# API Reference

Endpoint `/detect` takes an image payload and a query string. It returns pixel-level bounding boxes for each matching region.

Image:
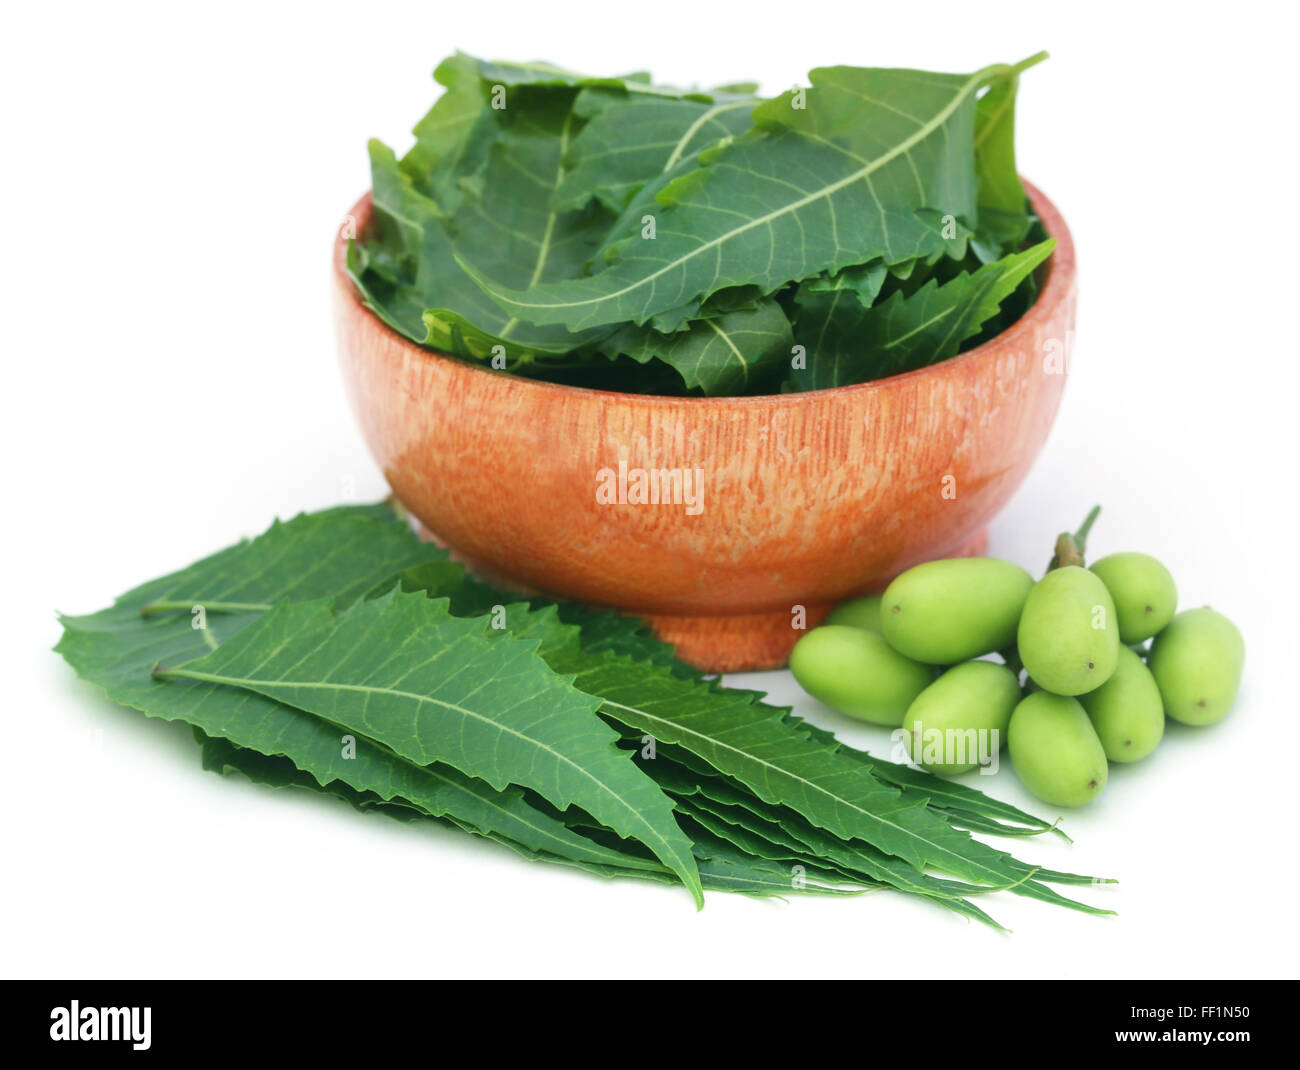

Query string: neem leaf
[539,827,869,897]
[656,765,1006,926]
[364,60,764,367]
[461,57,1046,333]
[346,236,429,342]
[379,505,1107,902]
[565,652,1107,912]
[799,260,889,303]
[199,725,866,896]
[445,88,610,286]
[674,793,1002,928]
[469,57,718,100]
[679,773,1006,900]
[366,140,442,263]
[379,510,1110,912]
[785,268,887,390]
[382,541,701,679]
[972,72,1032,257]
[778,710,1072,842]
[600,298,793,395]
[553,88,756,214]
[401,52,492,205]
[415,598,1111,915]
[156,591,704,905]
[55,510,655,873]
[57,502,1112,914]
[785,237,1056,391]
[196,727,661,868]
[346,141,445,343]
[547,602,700,679]
[823,736,1056,832]
[122,503,436,623]
[348,53,1051,397]
[79,663,630,870]
[195,729,422,822]
[688,846,868,897]
[356,133,609,361]
[398,54,698,211]
[421,86,619,363]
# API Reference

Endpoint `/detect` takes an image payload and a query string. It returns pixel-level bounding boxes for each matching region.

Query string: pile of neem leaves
[56,502,1113,925]
[347,53,1056,397]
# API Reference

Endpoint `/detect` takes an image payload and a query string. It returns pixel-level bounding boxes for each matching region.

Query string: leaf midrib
[701,317,747,385]
[499,111,574,340]
[662,98,753,171]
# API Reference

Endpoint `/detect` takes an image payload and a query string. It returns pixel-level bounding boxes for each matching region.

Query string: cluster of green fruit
[789,509,1245,808]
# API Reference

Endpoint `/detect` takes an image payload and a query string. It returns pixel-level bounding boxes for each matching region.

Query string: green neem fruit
[1018,566,1120,695]
[880,557,1035,664]
[1089,552,1178,643]
[1008,692,1109,807]
[789,625,933,726]
[825,594,883,632]
[1148,607,1245,726]
[902,661,1021,776]
[1078,645,1164,762]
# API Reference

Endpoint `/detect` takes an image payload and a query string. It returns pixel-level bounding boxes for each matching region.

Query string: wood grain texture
[333,182,1076,670]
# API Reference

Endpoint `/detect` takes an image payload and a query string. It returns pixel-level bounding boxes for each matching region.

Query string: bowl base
[411,516,989,674]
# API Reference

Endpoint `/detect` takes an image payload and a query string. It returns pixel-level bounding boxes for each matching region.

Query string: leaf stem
[1009,51,1050,77]
[978,52,1050,94]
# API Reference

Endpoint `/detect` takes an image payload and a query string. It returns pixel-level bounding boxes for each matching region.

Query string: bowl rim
[334,178,1074,408]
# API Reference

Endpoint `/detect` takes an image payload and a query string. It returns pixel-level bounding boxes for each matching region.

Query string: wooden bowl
[333,182,1076,671]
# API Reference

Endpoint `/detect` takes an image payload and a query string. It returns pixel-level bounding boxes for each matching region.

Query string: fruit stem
[1073,505,1102,552]
[1046,504,1102,572]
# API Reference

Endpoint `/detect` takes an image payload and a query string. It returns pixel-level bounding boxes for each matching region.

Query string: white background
[4,1,1297,979]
